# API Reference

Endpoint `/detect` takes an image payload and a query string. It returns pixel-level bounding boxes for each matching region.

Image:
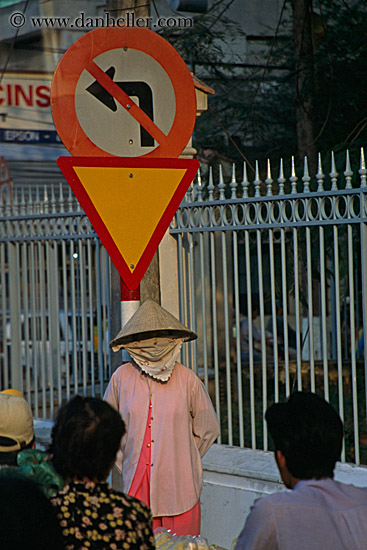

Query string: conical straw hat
[110,299,197,349]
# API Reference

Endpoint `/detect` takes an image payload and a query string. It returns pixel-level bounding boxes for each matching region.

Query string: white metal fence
[2,149,367,465]
[0,184,111,419]
[171,149,367,465]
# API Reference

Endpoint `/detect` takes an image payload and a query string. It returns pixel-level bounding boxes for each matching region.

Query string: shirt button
[151,439,155,443]
[151,416,154,420]
[151,463,154,467]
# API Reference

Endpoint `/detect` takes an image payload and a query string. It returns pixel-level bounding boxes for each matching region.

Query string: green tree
[165,0,367,169]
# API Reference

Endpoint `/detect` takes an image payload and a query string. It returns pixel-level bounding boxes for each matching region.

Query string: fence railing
[171,149,367,465]
[2,150,367,465]
[0,183,111,419]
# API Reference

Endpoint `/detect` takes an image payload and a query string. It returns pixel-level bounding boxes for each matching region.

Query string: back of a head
[0,391,34,466]
[0,476,64,550]
[265,391,343,479]
[50,395,125,481]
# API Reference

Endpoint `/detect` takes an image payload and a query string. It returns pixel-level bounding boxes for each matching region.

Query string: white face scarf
[124,337,185,381]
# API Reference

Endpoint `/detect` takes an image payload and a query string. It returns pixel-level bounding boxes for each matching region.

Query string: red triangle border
[57,156,199,290]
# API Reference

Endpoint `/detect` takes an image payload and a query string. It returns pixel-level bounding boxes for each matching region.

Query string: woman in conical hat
[104,299,220,536]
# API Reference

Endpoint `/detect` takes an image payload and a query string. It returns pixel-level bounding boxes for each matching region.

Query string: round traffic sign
[51,27,197,158]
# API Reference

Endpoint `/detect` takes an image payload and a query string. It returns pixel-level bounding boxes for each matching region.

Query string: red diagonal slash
[87,60,169,147]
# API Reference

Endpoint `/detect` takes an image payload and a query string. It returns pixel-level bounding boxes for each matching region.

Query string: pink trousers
[128,402,201,536]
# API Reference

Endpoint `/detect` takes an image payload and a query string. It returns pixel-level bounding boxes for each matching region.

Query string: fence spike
[12,183,18,215]
[230,163,237,199]
[187,175,194,203]
[316,152,325,192]
[197,168,203,202]
[51,184,56,213]
[208,166,214,201]
[265,159,273,197]
[8,186,13,216]
[344,149,353,189]
[344,150,353,189]
[26,186,31,215]
[43,186,49,214]
[278,158,285,195]
[329,151,339,191]
[218,163,226,200]
[291,156,296,176]
[68,184,74,212]
[290,156,298,194]
[35,185,41,214]
[20,185,26,215]
[59,182,65,213]
[359,147,367,187]
[254,160,261,197]
[302,156,310,193]
[241,162,249,198]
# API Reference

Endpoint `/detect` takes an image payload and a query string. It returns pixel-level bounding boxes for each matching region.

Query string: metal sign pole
[120,280,140,362]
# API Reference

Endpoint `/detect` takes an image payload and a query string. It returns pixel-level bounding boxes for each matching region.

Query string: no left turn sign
[51,27,197,158]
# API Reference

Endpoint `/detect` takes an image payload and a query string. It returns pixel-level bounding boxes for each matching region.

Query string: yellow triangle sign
[57,157,199,289]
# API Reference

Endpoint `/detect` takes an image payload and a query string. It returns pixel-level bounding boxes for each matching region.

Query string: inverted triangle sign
[57,156,199,290]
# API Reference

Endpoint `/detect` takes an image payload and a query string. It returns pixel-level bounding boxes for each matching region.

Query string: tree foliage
[163,0,367,168]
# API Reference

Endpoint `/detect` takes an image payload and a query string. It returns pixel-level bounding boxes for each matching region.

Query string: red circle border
[51,27,197,158]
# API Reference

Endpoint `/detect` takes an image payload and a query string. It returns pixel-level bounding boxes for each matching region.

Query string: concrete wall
[201,444,367,549]
[200,445,283,548]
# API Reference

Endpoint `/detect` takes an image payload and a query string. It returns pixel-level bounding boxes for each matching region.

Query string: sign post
[51,26,199,344]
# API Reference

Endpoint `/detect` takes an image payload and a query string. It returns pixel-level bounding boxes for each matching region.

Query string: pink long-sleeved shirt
[104,361,220,517]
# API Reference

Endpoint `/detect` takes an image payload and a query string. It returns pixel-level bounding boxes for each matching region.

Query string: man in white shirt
[235,392,367,550]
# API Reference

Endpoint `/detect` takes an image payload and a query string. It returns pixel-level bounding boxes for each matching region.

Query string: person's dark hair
[50,395,125,481]
[0,476,64,550]
[265,391,343,479]
[0,437,35,466]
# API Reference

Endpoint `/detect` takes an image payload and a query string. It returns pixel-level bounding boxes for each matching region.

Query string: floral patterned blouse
[51,481,155,550]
